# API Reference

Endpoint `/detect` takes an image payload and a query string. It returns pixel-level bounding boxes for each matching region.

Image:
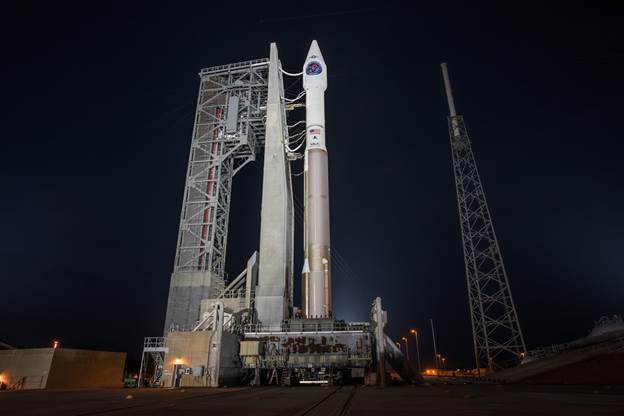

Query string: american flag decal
[309,128,321,135]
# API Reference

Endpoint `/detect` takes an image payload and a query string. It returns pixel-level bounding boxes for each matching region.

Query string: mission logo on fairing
[306,61,322,75]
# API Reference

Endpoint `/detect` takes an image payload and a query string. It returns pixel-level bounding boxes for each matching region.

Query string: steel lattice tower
[164,59,270,332]
[172,60,269,277]
[441,63,527,372]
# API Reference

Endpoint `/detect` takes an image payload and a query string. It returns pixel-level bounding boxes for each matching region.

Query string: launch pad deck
[2,384,623,416]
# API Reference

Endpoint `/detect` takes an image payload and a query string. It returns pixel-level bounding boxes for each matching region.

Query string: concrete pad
[1,385,623,415]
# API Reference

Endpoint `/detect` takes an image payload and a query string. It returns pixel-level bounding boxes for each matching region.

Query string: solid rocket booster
[302,40,331,318]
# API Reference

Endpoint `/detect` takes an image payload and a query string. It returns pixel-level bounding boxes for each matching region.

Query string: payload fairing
[302,41,332,318]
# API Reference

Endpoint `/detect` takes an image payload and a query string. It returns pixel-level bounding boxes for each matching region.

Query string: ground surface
[1,384,623,415]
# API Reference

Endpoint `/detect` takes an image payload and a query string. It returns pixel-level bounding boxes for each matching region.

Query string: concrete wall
[46,349,126,389]
[164,271,220,333]
[0,348,125,390]
[162,331,242,387]
[163,331,212,387]
[0,348,53,389]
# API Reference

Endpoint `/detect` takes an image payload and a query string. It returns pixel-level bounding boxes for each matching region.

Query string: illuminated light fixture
[174,357,183,365]
[52,341,60,349]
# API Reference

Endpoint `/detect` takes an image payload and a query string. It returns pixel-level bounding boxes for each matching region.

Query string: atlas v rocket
[301,40,332,319]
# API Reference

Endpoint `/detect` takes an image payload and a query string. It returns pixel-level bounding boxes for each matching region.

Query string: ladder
[280,368,291,386]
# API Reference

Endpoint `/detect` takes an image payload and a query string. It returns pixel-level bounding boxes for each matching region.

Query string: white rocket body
[302,41,331,318]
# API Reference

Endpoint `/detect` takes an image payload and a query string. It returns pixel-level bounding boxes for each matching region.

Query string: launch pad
[4,385,624,416]
[139,42,409,388]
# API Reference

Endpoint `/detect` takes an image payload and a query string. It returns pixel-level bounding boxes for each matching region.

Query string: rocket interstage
[302,40,331,319]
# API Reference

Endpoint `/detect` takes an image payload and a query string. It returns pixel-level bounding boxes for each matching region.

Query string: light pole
[410,329,421,373]
[441,357,446,370]
[430,319,439,373]
[401,336,410,361]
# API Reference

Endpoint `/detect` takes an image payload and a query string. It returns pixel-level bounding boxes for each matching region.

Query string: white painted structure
[302,41,332,318]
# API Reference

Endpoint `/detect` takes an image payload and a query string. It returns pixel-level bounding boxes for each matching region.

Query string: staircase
[140,337,167,387]
[150,352,165,386]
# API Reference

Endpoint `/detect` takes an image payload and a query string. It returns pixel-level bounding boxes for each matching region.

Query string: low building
[0,348,126,390]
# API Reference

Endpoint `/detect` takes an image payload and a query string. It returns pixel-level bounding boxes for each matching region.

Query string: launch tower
[441,63,527,372]
[139,42,411,389]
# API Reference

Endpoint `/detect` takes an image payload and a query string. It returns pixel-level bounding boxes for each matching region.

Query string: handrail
[199,59,269,76]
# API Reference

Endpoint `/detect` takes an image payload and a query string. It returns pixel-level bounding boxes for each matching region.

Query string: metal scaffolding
[138,337,166,387]
[441,63,526,372]
[173,59,269,278]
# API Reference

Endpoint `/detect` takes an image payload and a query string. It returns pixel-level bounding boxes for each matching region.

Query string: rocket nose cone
[306,40,324,63]
[303,40,327,90]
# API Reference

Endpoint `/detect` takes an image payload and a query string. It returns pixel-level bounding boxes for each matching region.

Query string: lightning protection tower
[441,63,526,372]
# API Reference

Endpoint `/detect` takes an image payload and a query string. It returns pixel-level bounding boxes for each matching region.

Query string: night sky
[2,2,623,371]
